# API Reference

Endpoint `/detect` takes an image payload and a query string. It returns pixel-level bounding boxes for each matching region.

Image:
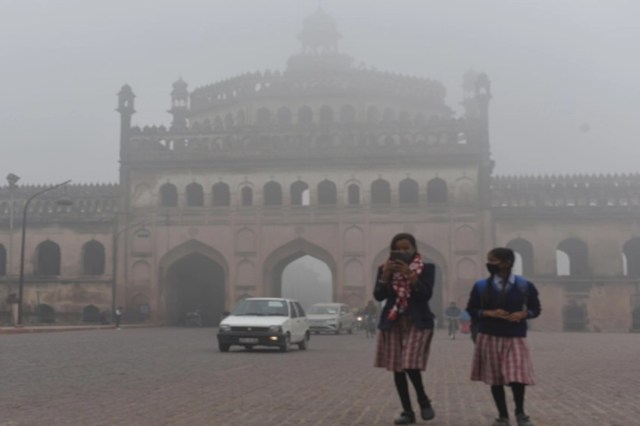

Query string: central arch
[159,240,227,326]
[263,239,337,303]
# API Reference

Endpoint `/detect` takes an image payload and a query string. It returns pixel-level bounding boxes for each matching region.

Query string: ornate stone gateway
[2,9,639,332]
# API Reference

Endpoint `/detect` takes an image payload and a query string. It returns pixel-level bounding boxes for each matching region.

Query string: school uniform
[466,274,541,385]
[373,262,436,372]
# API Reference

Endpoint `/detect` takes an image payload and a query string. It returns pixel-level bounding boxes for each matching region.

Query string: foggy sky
[1,0,639,185]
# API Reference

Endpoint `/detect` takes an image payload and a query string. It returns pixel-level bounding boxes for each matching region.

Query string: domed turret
[298,7,341,54]
[287,8,352,72]
[116,84,135,149]
[169,77,189,131]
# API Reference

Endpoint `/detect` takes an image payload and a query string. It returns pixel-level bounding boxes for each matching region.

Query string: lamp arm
[17,179,72,325]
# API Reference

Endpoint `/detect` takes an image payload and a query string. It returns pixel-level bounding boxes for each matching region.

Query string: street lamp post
[6,174,20,282]
[17,180,72,325]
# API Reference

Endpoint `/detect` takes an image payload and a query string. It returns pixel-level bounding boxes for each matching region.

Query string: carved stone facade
[1,10,639,331]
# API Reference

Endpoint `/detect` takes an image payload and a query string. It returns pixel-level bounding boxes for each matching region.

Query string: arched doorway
[263,239,336,309]
[281,255,332,309]
[631,306,640,331]
[563,301,587,331]
[163,248,226,326]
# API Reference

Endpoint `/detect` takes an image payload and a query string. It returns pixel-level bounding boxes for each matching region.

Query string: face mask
[486,263,500,274]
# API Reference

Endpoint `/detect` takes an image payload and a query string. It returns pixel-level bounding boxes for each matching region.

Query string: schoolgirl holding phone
[374,233,437,425]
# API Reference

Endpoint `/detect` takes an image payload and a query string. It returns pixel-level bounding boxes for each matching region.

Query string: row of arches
[196,105,452,130]
[0,240,105,277]
[507,237,640,277]
[159,177,451,207]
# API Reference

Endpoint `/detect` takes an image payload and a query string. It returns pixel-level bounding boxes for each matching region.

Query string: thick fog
[1,0,639,184]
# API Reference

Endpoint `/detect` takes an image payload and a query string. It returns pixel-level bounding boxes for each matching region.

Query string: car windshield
[308,306,338,315]
[232,300,289,316]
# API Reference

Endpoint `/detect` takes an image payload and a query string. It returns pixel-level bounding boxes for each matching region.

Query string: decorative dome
[297,8,341,54]
[171,78,189,97]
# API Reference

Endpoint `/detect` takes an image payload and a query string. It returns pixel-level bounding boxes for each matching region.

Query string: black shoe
[393,411,416,425]
[515,413,533,426]
[418,399,435,421]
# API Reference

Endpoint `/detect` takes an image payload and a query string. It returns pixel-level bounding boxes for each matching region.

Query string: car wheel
[218,343,230,353]
[298,332,309,350]
[348,327,353,334]
[279,334,291,352]
[334,324,341,335]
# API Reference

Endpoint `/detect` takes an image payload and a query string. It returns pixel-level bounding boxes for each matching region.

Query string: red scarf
[388,253,423,321]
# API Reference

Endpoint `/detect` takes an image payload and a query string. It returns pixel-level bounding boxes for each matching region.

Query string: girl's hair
[390,233,417,250]
[488,247,515,265]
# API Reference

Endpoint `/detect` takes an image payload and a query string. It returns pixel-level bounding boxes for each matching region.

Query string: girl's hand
[381,260,395,281]
[486,309,509,319]
[391,260,411,275]
[506,311,528,322]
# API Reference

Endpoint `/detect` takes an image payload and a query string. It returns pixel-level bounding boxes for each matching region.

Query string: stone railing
[491,174,640,209]
[190,67,447,113]
[0,183,119,223]
[124,121,475,163]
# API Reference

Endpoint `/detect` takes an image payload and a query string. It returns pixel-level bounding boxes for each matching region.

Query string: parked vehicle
[307,303,355,334]
[217,298,310,352]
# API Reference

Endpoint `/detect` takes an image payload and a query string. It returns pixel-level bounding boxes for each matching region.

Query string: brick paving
[1,328,638,426]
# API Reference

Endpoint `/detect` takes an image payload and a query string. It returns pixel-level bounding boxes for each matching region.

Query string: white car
[217,298,310,352]
[307,303,355,334]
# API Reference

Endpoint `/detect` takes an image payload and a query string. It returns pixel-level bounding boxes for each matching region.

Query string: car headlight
[268,325,282,333]
[219,324,231,332]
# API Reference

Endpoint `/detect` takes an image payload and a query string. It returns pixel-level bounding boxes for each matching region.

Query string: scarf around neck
[388,253,423,321]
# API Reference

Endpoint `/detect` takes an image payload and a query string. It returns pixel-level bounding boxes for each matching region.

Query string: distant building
[1,9,639,331]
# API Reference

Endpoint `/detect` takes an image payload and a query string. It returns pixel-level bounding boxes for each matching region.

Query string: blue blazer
[373,262,436,331]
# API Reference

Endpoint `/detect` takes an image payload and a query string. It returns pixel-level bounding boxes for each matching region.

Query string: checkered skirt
[374,315,434,372]
[471,333,535,385]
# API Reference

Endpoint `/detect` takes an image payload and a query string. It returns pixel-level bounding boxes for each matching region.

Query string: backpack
[470,275,529,343]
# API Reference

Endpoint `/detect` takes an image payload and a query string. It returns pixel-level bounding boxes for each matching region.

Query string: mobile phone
[389,251,412,264]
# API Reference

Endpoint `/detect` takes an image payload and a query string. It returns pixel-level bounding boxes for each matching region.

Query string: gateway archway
[263,239,336,306]
[162,241,227,326]
[281,255,332,308]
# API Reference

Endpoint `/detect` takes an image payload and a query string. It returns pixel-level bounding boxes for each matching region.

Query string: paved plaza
[1,328,638,426]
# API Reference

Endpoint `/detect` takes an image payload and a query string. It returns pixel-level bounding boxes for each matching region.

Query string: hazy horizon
[2,0,639,185]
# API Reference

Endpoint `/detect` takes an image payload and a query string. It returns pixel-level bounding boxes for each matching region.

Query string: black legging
[491,383,526,418]
[394,370,429,413]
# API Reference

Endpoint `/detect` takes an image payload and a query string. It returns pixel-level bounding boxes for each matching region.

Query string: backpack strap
[475,278,490,309]
[513,275,529,308]
[477,276,529,309]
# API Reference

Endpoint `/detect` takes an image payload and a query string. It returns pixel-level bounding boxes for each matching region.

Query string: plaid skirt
[374,315,434,372]
[471,333,535,385]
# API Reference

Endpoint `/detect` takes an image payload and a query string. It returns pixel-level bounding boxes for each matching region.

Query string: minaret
[462,71,493,207]
[462,70,491,152]
[169,78,189,131]
[116,84,136,157]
